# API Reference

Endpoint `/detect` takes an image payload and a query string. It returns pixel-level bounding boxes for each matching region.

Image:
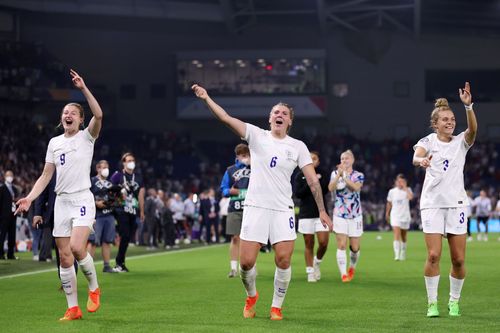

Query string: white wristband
[464,103,474,111]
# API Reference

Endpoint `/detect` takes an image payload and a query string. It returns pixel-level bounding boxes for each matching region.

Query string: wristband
[464,103,474,111]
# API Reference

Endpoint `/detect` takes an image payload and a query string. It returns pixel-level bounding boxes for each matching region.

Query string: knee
[350,245,360,253]
[275,255,291,269]
[304,239,314,250]
[231,236,239,245]
[318,240,328,250]
[69,242,86,259]
[427,251,441,264]
[451,257,465,270]
[337,243,346,251]
[239,260,255,271]
[58,248,73,266]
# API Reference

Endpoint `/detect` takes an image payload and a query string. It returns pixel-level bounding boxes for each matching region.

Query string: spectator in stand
[0,170,20,260]
[169,193,185,244]
[200,188,220,244]
[472,190,492,242]
[183,192,196,243]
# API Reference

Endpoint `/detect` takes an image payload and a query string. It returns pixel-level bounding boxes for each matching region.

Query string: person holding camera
[110,153,145,272]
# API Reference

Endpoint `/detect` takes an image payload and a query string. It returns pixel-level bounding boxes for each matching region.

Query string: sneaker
[467,236,473,242]
[114,264,129,273]
[59,306,83,321]
[270,307,283,321]
[313,259,321,280]
[243,292,259,318]
[103,266,118,273]
[427,302,439,317]
[400,251,406,261]
[165,245,172,250]
[341,274,351,283]
[394,255,400,261]
[347,267,355,280]
[483,236,488,242]
[183,238,191,245]
[307,272,317,283]
[477,234,482,241]
[228,269,238,278]
[32,255,39,261]
[87,288,101,313]
[448,301,461,317]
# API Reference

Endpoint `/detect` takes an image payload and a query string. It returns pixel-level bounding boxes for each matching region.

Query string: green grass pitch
[1,232,499,332]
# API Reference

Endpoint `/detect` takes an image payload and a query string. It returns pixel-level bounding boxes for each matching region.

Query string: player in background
[15,70,102,320]
[328,150,364,283]
[465,191,473,242]
[413,82,477,317]
[192,84,332,321]
[220,143,251,278]
[295,151,329,282]
[472,190,492,241]
[386,174,413,261]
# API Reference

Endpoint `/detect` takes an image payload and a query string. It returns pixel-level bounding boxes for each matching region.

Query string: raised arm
[192,84,246,138]
[344,175,362,192]
[71,69,103,139]
[459,82,477,146]
[328,166,343,192]
[15,163,56,215]
[302,164,333,230]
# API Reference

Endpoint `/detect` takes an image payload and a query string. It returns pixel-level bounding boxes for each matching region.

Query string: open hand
[70,69,86,90]
[459,82,472,106]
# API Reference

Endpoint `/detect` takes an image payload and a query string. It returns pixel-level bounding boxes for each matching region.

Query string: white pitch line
[0,244,224,280]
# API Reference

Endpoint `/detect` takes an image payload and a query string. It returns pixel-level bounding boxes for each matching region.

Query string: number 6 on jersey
[270,156,278,168]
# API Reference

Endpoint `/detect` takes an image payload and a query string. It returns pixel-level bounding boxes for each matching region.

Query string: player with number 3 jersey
[413,82,477,318]
[15,70,103,321]
[192,84,332,321]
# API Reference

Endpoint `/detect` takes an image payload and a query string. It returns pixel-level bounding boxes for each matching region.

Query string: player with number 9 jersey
[15,70,103,321]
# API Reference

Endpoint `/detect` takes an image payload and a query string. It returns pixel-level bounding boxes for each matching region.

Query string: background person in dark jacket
[0,170,20,260]
[294,151,330,282]
[199,188,220,244]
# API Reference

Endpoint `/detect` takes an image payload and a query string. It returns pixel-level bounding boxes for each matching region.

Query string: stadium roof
[1,0,500,37]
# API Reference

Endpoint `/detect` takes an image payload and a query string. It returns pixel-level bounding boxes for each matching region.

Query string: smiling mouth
[276,119,283,125]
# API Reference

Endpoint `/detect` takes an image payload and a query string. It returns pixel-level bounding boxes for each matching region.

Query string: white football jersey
[387,187,412,222]
[244,123,312,211]
[45,128,96,195]
[473,196,492,217]
[414,132,471,209]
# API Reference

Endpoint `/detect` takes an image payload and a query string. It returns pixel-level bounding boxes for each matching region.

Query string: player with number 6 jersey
[192,83,332,321]
[15,70,103,321]
[413,82,477,318]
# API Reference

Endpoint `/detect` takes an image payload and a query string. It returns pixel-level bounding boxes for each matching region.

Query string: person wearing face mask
[15,70,103,321]
[413,82,477,317]
[0,170,20,260]
[192,84,332,321]
[295,151,330,283]
[88,160,117,273]
[110,152,145,273]
[328,150,364,283]
[386,174,414,261]
[220,143,251,278]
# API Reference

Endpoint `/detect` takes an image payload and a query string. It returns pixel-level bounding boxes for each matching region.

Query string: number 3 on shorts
[289,216,294,229]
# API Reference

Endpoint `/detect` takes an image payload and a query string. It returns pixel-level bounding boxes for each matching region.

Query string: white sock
[350,250,360,269]
[240,265,257,297]
[393,240,401,258]
[272,267,291,309]
[230,260,238,271]
[314,256,322,265]
[306,266,314,274]
[401,242,407,255]
[449,275,464,302]
[424,275,440,303]
[60,265,78,308]
[336,249,347,276]
[78,252,99,291]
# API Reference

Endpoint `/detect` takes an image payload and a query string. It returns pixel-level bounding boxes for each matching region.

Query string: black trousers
[39,217,54,261]
[163,221,176,246]
[0,215,16,258]
[115,211,137,265]
[205,218,219,244]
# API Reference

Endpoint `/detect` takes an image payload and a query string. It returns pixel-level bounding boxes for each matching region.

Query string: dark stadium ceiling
[1,0,500,37]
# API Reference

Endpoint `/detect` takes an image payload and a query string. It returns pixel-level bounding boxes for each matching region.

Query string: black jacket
[0,183,19,223]
[34,173,56,223]
[294,167,329,219]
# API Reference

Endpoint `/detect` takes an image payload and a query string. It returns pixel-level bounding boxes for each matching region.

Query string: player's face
[269,105,292,134]
[396,178,406,188]
[340,153,354,169]
[61,104,83,132]
[435,110,455,136]
[311,153,320,168]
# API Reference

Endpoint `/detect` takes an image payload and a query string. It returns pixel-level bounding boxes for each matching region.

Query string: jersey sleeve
[297,141,313,169]
[244,123,259,146]
[45,139,55,164]
[354,171,365,184]
[83,128,96,143]
[387,189,393,202]
[413,135,431,154]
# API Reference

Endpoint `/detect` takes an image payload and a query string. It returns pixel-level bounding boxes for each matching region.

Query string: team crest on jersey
[285,150,294,161]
